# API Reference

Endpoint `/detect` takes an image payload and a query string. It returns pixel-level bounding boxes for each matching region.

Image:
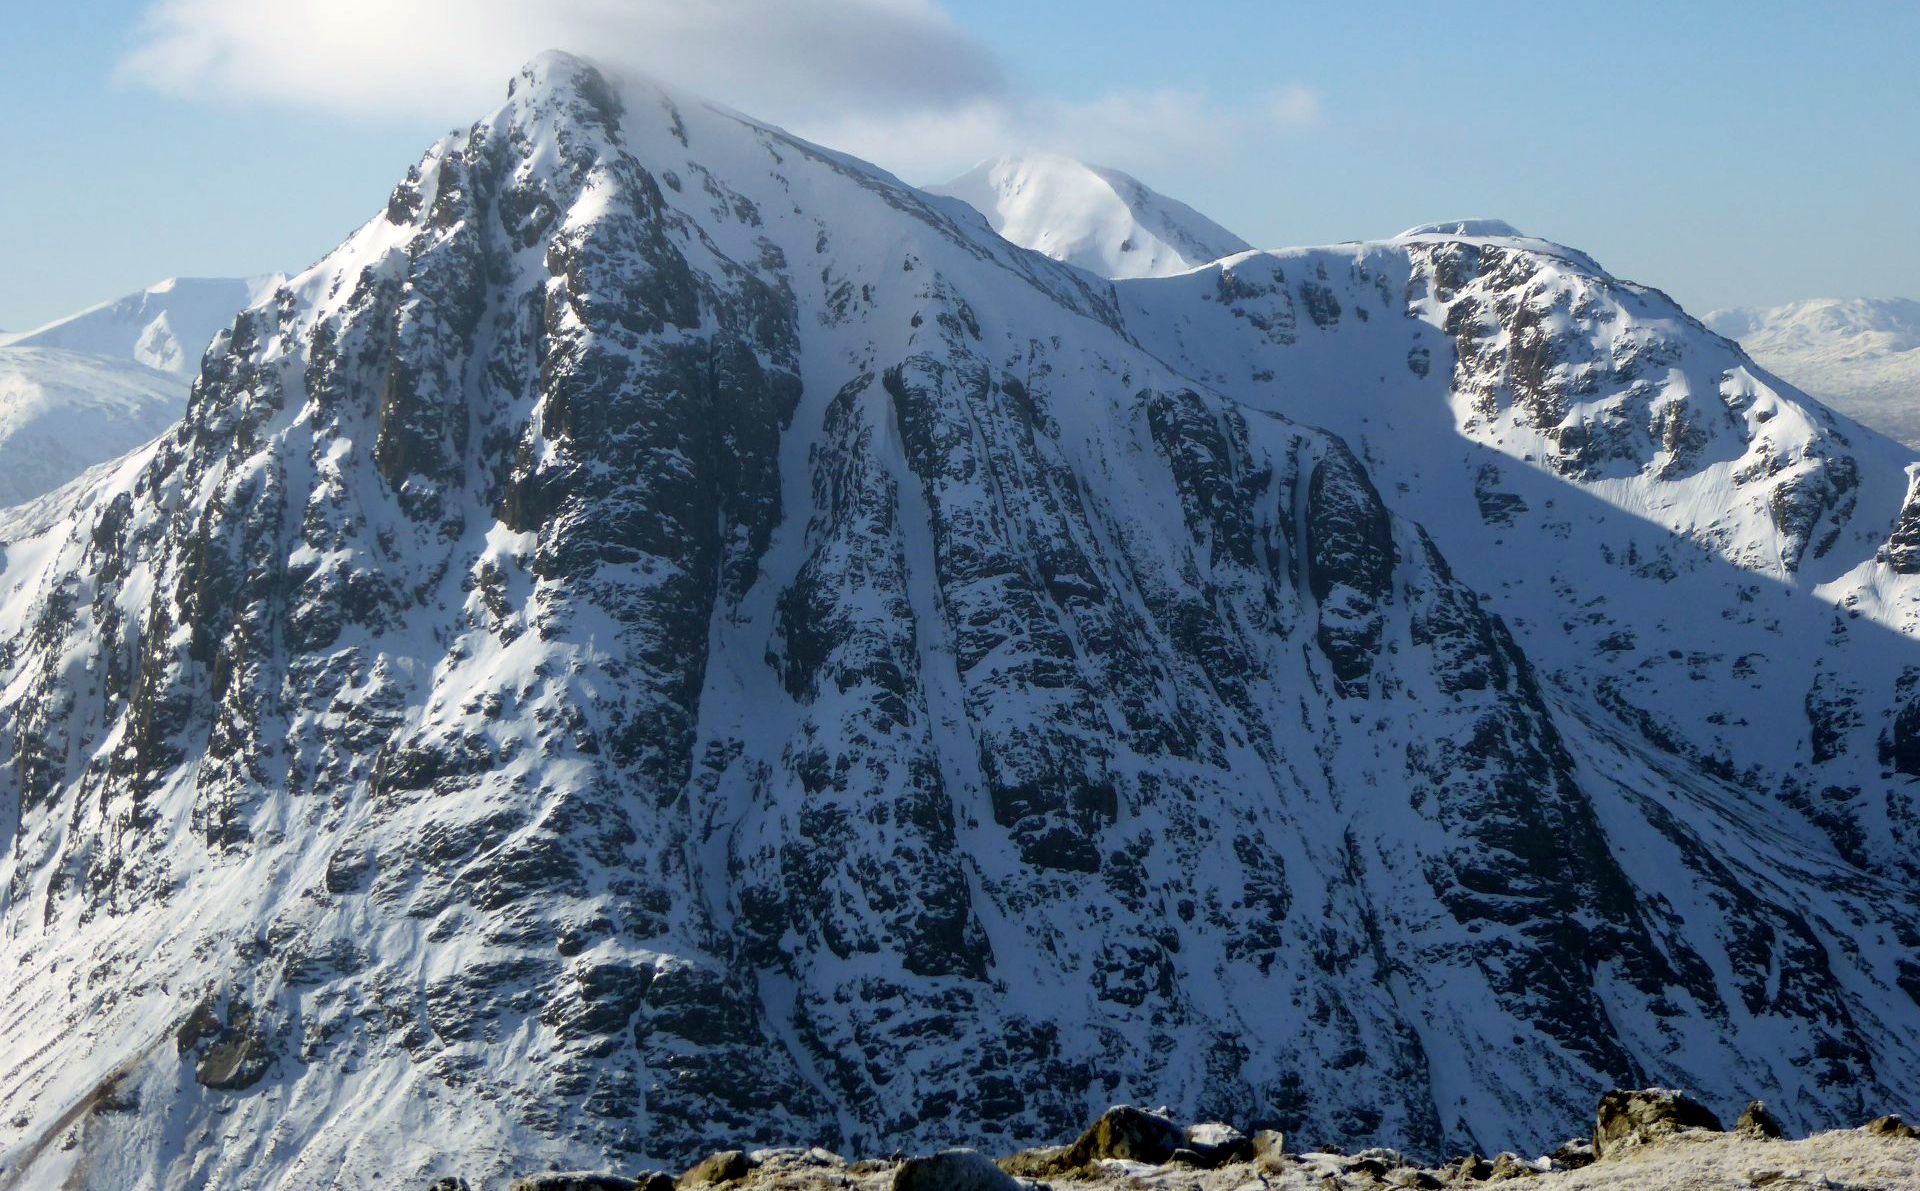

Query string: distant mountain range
[1706,298,1920,447]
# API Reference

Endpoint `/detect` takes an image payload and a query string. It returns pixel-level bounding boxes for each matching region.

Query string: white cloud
[119,0,1320,185]
[120,0,1002,123]
[809,85,1325,184]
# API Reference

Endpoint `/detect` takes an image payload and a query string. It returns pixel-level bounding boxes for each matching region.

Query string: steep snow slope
[0,348,185,506]
[929,154,1250,279]
[1121,222,1920,885]
[1706,298,1920,448]
[3,55,1920,1191]
[8,275,283,375]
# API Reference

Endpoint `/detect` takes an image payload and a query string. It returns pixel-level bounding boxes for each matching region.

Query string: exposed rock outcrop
[1736,1101,1784,1139]
[1592,1089,1724,1158]
[478,1093,1920,1191]
[681,1152,754,1187]
[891,1150,1020,1191]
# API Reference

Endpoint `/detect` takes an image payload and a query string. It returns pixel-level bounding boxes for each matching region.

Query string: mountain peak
[508,48,613,100]
[1394,217,1526,239]
[929,153,1250,279]
[5,274,281,374]
[491,48,631,147]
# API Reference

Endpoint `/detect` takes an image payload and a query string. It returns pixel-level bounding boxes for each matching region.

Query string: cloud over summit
[119,0,1319,182]
[122,0,1003,121]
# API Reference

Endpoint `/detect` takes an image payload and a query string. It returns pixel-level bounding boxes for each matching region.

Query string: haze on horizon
[2,0,1915,330]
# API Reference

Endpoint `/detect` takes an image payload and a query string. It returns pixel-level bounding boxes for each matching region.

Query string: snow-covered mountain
[5,53,1920,1191]
[1706,298,1920,448]
[0,348,186,507]
[929,153,1250,278]
[7,275,283,375]
[0,276,279,510]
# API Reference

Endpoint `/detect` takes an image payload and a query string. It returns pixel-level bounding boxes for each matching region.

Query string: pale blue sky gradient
[3,1,1916,330]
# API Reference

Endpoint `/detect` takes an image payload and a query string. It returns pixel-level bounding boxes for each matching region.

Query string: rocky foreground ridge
[463,1093,1920,1191]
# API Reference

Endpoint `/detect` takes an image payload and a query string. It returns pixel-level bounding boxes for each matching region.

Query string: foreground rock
[510,1174,673,1191]
[680,1152,754,1187]
[1592,1089,1724,1157]
[488,1094,1920,1191]
[891,1150,1021,1191]
[1736,1102,1784,1140]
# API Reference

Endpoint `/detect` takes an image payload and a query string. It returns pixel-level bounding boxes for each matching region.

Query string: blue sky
[4,1,1916,330]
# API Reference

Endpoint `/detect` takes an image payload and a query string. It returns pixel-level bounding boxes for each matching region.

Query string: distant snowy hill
[8,275,282,375]
[930,153,1250,278]
[0,348,185,507]
[0,276,276,508]
[1706,298,1920,447]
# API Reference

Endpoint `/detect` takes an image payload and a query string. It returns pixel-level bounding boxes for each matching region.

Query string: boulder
[1546,1138,1595,1170]
[1592,1089,1723,1158]
[1053,1105,1189,1169]
[1485,1152,1537,1181]
[426,1180,472,1191]
[1181,1122,1255,1166]
[994,1147,1070,1179]
[1736,1101,1784,1139]
[1249,1129,1286,1169]
[1864,1115,1920,1140]
[508,1176,638,1191]
[1441,1154,1491,1181]
[1185,1122,1244,1149]
[678,1152,752,1188]
[892,1150,1022,1191]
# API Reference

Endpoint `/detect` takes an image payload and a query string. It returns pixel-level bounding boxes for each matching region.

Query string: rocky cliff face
[3,55,1920,1191]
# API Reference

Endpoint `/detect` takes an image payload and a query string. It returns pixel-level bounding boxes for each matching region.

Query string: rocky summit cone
[5,51,1920,1190]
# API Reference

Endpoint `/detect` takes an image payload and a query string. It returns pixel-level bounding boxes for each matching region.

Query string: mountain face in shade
[4,53,1920,1191]
[929,153,1251,278]
[1706,298,1920,449]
